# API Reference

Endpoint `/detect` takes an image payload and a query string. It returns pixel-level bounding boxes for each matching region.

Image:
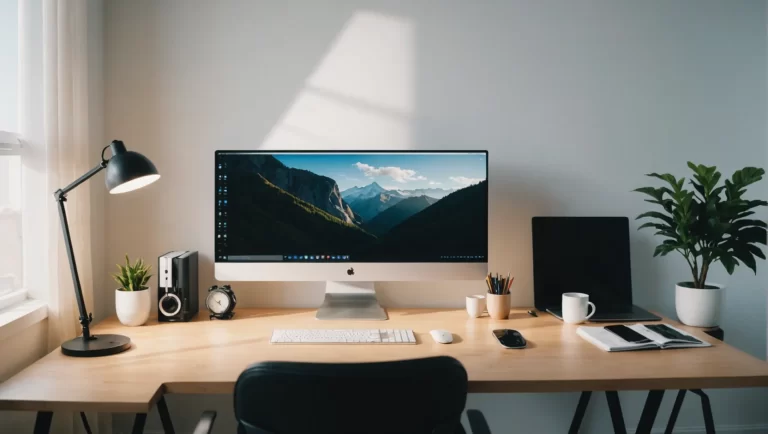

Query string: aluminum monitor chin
[213,150,489,283]
[215,262,487,282]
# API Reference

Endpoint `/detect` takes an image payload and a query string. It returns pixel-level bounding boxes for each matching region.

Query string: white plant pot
[115,288,151,327]
[675,282,723,327]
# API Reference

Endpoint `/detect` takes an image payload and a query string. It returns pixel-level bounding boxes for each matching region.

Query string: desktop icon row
[284,255,349,261]
[440,255,484,259]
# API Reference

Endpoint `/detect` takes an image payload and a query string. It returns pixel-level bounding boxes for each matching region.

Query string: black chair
[193,356,491,434]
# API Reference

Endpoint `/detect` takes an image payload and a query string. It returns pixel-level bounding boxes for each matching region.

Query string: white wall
[104,1,768,433]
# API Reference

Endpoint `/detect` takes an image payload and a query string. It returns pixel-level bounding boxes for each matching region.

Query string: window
[0,0,18,134]
[0,0,26,309]
[0,134,22,297]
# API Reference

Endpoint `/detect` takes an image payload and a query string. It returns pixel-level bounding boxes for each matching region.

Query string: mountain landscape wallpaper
[219,152,488,262]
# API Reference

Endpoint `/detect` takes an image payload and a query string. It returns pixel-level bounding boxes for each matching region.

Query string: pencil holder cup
[487,293,511,319]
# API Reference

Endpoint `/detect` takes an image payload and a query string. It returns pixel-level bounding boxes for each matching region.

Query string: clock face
[207,290,230,314]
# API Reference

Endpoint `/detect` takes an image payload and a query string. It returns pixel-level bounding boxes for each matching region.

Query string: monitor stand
[316,281,388,320]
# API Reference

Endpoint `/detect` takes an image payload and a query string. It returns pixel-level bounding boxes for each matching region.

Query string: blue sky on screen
[273,153,487,191]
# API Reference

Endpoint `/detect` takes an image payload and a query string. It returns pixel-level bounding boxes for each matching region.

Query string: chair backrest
[234,356,468,434]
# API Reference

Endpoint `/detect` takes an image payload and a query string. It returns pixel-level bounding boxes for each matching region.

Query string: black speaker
[158,251,199,322]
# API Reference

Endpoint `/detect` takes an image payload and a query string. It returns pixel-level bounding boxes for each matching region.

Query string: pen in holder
[486,272,513,320]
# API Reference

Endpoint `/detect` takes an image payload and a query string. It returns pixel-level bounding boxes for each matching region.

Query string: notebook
[577,324,712,352]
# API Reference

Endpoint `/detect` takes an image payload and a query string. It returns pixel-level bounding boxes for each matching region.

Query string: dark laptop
[532,216,660,322]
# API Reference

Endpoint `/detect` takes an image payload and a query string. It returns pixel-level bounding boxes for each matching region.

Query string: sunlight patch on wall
[263,11,415,150]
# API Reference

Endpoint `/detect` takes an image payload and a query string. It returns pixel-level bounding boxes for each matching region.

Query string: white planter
[675,282,723,327]
[115,288,151,327]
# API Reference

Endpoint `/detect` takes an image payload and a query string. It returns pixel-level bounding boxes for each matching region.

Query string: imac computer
[214,151,488,320]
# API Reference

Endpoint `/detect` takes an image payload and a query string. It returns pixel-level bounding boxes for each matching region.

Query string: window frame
[0,130,27,311]
[0,131,20,154]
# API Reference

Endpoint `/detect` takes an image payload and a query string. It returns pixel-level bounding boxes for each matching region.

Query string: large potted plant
[635,163,767,327]
[113,255,153,327]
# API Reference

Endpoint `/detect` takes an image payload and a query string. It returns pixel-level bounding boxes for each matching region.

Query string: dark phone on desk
[492,329,527,349]
[604,325,651,343]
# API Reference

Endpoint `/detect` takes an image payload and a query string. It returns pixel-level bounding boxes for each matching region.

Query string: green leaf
[720,254,737,274]
[686,161,701,175]
[733,167,765,187]
[636,211,674,226]
[653,244,677,257]
[746,244,766,261]
[732,248,758,274]
[738,227,768,245]
[709,171,722,191]
[638,222,670,232]
[647,173,682,191]
[746,199,768,209]
[710,185,725,198]
[634,187,666,202]
[731,219,767,230]
[690,181,706,199]
[654,230,678,239]
[643,199,675,213]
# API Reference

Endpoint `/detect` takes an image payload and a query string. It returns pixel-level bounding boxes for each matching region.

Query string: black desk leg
[635,390,665,434]
[568,391,592,434]
[79,412,93,434]
[33,411,53,434]
[605,391,628,434]
[157,396,176,434]
[664,390,687,434]
[690,389,715,434]
[132,413,147,434]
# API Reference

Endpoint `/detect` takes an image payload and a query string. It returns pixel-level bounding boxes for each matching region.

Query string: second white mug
[562,292,596,324]
[466,295,486,318]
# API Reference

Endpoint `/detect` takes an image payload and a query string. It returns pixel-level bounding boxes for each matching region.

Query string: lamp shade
[105,140,161,194]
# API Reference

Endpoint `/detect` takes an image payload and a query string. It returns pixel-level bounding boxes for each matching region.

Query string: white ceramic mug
[466,295,486,318]
[562,292,596,324]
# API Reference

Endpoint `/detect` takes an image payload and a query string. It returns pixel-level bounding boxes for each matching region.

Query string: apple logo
[347,267,355,276]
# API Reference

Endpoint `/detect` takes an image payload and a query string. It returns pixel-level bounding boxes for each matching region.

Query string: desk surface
[1,308,767,413]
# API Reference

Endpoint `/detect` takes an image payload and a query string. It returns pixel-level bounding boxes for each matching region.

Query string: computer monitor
[214,150,489,320]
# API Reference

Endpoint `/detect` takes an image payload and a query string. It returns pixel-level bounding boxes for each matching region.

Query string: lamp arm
[56,160,108,199]
[53,158,108,341]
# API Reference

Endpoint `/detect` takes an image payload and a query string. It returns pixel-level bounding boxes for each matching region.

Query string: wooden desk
[2,308,767,432]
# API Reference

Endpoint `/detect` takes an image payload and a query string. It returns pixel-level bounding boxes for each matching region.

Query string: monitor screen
[215,151,488,263]
[532,217,633,310]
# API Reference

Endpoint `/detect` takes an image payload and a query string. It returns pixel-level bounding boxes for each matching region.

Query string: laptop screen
[532,217,633,312]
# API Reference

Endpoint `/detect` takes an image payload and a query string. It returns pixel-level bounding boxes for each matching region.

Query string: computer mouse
[492,329,527,349]
[430,329,453,344]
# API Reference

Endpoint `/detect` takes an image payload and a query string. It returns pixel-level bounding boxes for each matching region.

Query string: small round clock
[206,285,236,320]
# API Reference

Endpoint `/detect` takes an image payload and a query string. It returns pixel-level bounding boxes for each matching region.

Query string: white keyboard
[271,329,416,344]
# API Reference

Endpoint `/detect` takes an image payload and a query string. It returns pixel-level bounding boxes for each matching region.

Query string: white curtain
[21,0,108,432]
[43,0,94,355]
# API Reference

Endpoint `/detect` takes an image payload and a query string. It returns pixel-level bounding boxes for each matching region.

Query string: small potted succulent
[113,255,153,326]
[635,163,766,327]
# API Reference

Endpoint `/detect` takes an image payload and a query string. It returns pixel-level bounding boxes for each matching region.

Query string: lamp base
[61,334,132,357]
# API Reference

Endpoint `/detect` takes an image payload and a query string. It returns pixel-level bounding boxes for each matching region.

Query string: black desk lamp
[55,140,160,357]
